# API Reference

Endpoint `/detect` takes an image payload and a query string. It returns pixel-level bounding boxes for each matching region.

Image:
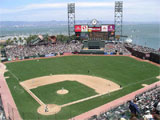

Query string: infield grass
[4,56,159,120]
[31,80,97,105]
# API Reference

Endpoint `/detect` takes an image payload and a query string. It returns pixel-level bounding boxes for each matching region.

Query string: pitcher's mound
[57,89,69,95]
[37,104,61,115]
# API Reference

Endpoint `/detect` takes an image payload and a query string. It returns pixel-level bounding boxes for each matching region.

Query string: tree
[19,37,22,41]
[56,35,70,42]
[13,37,17,41]
[26,35,38,44]
[43,34,49,42]
[6,38,11,45]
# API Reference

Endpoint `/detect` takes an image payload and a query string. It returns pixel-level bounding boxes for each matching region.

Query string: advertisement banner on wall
[81,25,88,32]
[101,25,108,32]
[75,25,81,32]
[108,25,115,31]
[88,27,101,32]
[45,53,55,57]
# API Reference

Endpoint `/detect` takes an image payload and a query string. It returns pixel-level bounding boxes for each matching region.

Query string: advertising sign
[75,25,81,32]
[101,25,108,32]
[88,27,101,32]
[108,25,115,31]
[81,25,88,32]
[75,24,115,32]
[45,53,55,57]
[146,53,150,57]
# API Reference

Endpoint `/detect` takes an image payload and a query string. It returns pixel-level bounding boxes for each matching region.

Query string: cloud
[0,1,158,14]
[76,2,114,7]
[0,2,114,14]
[0,0,159,21]
[0,3,65,14]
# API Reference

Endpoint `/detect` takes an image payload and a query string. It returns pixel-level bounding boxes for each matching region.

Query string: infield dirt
[20,74,120,94]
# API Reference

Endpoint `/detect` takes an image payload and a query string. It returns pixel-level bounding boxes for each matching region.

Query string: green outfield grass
[31,80,97,105]
[5,56,159,120]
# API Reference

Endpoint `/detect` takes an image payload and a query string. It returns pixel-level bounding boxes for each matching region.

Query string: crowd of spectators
[0,95,6,120]
[89,86,160,120]
[3,41,160,60]
[124,43,160,55]
[104,43,131,55]
[4,42,132,59]
[4,42,83,59]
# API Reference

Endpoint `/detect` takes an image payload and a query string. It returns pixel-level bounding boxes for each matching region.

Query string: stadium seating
[0,95,6,120]
[89,86,160,120]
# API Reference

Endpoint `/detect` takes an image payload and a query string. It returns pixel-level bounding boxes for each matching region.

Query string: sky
[0,0,159,22]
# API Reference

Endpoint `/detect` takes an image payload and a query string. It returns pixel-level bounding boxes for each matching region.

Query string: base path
[20,82,45,106]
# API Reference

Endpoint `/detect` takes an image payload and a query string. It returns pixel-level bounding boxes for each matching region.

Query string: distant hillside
[0,20,111,28]
[0,21,67,28]
[0,20,159,28]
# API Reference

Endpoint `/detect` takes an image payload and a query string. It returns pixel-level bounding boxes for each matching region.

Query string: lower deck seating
[89,86,160,120]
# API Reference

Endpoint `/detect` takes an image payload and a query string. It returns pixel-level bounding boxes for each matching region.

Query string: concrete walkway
[0,63,21,120]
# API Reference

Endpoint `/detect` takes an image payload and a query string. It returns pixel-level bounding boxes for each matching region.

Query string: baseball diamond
[0,1,160,120]
[2,55,159,120]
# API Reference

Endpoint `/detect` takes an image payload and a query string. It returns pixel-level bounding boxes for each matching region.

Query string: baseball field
[4,55,159,120]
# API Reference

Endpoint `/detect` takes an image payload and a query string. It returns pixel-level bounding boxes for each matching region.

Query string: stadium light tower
[114,1,123,41]
[68,3,75,39]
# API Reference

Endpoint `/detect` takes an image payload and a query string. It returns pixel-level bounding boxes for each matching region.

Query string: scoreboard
[75,24,115,40]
